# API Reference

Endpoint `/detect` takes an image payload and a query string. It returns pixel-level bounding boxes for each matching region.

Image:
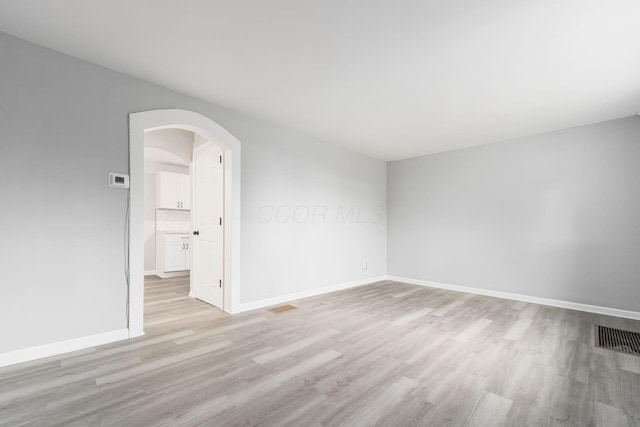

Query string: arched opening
[128,109,241,338]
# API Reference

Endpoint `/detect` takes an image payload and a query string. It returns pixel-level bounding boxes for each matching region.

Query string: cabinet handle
[186,243,189,250]
[177,202,180,208]
[182,243,185,250]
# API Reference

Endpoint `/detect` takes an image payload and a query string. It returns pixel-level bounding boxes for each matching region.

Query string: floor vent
[267,304,298,314]
[595,325,640,356]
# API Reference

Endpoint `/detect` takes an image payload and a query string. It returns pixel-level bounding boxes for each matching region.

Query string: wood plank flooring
[1,276,640,426]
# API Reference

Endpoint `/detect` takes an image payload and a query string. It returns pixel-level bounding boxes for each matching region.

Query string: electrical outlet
[362,261,368,270]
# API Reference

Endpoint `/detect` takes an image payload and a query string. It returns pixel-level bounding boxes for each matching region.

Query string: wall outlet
[362,261,368,270]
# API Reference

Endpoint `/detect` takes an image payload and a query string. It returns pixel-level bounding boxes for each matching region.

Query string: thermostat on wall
[109,173,130,189]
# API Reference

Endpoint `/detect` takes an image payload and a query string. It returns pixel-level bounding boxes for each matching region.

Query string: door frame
[128,109,241,338]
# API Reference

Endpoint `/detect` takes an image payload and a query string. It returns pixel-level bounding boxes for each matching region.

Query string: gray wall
[0,32,386,354]
[388,117,640,311]
[241,123,387,302]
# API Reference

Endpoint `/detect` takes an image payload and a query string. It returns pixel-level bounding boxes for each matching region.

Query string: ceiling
[0,1,639,161]
[144,147,189,169]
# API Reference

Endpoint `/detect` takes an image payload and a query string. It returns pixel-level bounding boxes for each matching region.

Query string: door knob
[193,230,200,236]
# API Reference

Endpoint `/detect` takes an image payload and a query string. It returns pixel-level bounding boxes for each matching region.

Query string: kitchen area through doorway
[143,128,226,330]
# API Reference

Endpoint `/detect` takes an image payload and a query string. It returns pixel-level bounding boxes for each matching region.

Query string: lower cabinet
[156,233,191,278]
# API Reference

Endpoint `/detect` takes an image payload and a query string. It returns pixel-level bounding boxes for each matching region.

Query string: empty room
[1,1,639,426]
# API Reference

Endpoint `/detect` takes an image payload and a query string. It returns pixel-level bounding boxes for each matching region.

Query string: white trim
[129,109,241,338]
[0,329,130,368]
[387,275,640,321]
[236,276,388,313]
[155,271,189,279]
[129,329,145,339]
[144,270,157,276]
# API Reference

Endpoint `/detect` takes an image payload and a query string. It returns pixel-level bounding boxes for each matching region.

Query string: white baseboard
[387,275,640,321]
[0,329,130,368]
[235,276,388,313]
[9,275,633,369]
[144,270,157,276]
[155,271,189,279]
[128,329,145,340]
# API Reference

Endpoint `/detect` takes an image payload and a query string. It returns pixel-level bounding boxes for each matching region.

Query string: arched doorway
[128,109,241,338]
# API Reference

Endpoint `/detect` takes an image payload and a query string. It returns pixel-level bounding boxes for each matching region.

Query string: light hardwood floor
[1,277,640,426]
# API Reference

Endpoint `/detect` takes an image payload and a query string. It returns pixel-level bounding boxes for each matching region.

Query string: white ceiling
[144,147,189,168]
[0,1,639,161]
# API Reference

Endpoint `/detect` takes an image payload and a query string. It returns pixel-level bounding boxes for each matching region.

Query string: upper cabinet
[156,172,191,210]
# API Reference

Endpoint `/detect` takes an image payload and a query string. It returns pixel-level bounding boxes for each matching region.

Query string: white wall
[0,31,387,355]
[144,172,156,272]
[388,117,640,312]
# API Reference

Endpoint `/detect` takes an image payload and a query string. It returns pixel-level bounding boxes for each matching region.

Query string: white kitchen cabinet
[156,172,191,210]
[156,233,192,278]
[165,240,186,271]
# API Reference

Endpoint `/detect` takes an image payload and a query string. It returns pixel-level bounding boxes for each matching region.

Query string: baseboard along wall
[235,276,389,313]
[3,274,638,368]
[386,275,640,321]
[0,329,130,368]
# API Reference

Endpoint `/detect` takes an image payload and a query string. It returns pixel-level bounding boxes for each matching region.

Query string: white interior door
[192,143,224,308]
